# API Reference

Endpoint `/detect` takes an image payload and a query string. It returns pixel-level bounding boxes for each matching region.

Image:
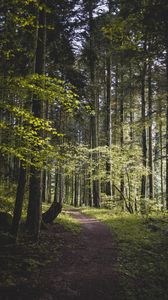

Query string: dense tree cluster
[0,0,168,241]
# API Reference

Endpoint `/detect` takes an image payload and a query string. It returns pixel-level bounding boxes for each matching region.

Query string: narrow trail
[0,210,125,300]
[39,210,125,300]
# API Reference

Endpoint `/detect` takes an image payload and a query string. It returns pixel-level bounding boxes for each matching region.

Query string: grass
[80,208,168,300]
[42,203,81,234]
[42,203,81,233]
[55,211,81,234]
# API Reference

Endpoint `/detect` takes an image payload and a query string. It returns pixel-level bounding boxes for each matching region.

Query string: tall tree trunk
[70,173,74,206]
[159,101,164,209]
[148,62,154,199]
[166,42,168,210]
[47,172,52,203]
[42,92,49,202]
[74,173,78,207]
[160,122,164,209]
[89,3,100,207]
[106,54,112,197]
[54,169,59,203]
[120,65,124,209]
[59,167,65,205]
[83,172,86,206]
[141,59,147,208]
[26,4,46,241]
[42,169,47,202]
[129,65,134,142]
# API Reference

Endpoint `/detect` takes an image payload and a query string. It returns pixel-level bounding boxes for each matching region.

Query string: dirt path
[0,210,125,300]
[38,210,124,300]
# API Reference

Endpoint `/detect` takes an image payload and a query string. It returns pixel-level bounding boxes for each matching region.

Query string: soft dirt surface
[60,210,124,300]
[0,210,125,300]
[37,210,124,300]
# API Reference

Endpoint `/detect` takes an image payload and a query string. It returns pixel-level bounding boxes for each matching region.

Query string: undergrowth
[0,184,16,213]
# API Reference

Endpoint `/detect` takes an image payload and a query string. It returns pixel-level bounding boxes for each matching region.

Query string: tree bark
[11,162,26,239]
[74,173,78,207]
[106,54,112,197]
[159,114,164,209]
[26,3,46,241]
[141,58,147,209]
[42,202,62,224]
[148,62,154,199]
[89,2,100,207]
[120,64,124,210]
[166,41,168,210]
[54,169,59,203]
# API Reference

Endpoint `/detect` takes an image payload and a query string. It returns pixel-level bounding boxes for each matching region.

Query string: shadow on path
[0,210,126,300]
[49,209,125,300]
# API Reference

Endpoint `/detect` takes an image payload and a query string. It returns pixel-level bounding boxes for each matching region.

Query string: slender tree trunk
[89,3,100,207]
[113,64,119,145]
[106,54,112,196]
[141,59,147,208]
[148,62,154,199]
[159,119,164,209]
[79,176,82,206]
[59,167,65,205]
[120,65,124,209]
[83,172,86,206]
[166,42,168,210]
[42,90,49,202]
[42,169,46,202]
[47,172,52,203]
[129,65,134,142]
[129,65,134,210]
[54,169,59,203]
[74,174,78,207]
[71,173,74,206]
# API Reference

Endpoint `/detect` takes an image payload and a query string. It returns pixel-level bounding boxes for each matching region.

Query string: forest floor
[0,208,168,300]
[0,209,124,300]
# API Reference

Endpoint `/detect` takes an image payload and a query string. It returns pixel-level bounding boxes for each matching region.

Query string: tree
[26,1,47,241]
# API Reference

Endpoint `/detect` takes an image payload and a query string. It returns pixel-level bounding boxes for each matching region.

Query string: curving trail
[0,210,125,300]
[39,209,125,300]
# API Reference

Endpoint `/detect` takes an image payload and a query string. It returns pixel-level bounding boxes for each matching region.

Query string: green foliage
[0,75,79,169]
[96,144,148,181]
[56,142,150,211]
[0,184,16,213]
[93,144,148,210]
[103,14,143,52]
[60,143,91,175]
[11,75,79,110]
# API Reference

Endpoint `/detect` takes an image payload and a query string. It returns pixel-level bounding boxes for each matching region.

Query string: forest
[0,0,168,299]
